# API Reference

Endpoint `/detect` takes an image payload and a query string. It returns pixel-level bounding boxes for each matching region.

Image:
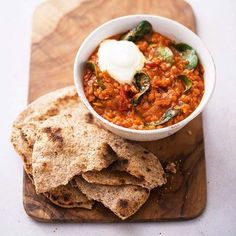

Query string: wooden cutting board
[24,0,206,222]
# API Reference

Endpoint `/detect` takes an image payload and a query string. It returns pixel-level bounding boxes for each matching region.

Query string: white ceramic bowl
[74,15,216,141]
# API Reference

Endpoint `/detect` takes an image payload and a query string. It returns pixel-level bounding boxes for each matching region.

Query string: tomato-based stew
[83,21,204,130]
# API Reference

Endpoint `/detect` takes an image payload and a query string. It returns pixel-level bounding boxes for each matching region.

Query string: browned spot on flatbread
[58,95,78,103]
[52,133,63,143]
[138,175,145,181]
[38,107,59,120]
[42,127,63,147]
[21,153,28,163]
[118,199,129,208]
[42,127,51,133]
[42,162,48,170]
[65,113,72,118]
[63,194,70,202]
[52,195,58,201]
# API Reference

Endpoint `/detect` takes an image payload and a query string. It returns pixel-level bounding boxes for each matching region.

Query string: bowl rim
[74,14,216,135]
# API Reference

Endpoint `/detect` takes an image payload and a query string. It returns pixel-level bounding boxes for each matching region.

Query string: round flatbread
[11,86,94,209]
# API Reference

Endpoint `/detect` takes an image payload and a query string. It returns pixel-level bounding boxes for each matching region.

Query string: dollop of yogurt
[98,39,145,84]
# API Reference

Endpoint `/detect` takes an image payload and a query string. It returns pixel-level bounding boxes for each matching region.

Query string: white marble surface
[0,0,235,235]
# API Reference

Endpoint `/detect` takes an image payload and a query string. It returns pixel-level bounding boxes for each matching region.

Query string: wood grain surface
[24,0,206,222]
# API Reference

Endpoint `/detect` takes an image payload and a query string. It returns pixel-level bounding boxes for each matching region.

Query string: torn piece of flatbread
[73,176,149,220]
[82,169,146,188]
[81,125,166,190]
[82,144,166,190]
[83,117,167,190]
[11,86,94,208]
[106,140,167,189]
[32,112,118,193]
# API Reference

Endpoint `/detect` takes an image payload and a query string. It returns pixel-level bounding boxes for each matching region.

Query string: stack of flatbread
[11,86,166,220]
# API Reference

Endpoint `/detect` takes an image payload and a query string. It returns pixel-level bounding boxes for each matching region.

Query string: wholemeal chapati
[107,140,167,189]
[32,111,118,193]
[72,176,150,220]
[83,142,167,190]
[11,86,94,208]
[11,86,167,218]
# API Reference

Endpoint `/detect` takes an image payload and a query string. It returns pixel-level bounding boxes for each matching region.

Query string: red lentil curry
[83,21,204,130]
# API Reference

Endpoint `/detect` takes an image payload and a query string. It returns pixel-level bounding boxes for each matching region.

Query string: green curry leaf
[177,75,192,93]
[145,108,182,127]
[132,72,150,106]
[86,61,98,76]
[182,50,198,70]
[172,43,192,52]
[173,43,198,70]
[121,21,153,42]
[87,61,105,90]
[155,46,174,64]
